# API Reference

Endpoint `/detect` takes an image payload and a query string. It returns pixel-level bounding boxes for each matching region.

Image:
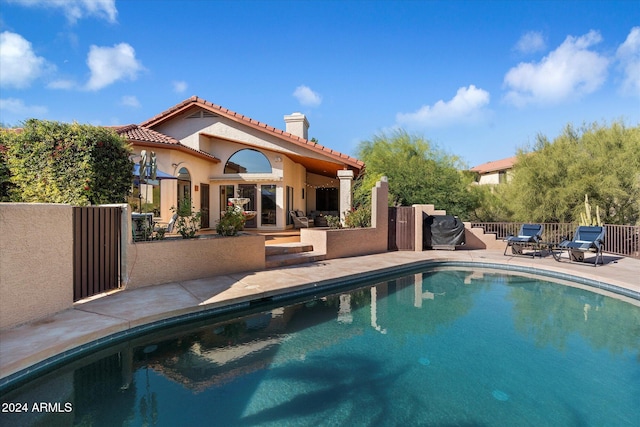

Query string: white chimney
[284,112,309,140]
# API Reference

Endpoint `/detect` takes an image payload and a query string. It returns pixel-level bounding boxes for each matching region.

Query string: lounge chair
[553,226,606,267]
[290,210,312,228]
[504,224,544,257]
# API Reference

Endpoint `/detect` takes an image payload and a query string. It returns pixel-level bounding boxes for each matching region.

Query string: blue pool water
[2,268,639,426]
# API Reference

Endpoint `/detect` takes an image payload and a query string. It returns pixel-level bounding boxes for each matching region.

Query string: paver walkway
[1,249,639,386]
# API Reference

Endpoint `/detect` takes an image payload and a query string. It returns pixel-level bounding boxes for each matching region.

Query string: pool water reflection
[2,268,639,426]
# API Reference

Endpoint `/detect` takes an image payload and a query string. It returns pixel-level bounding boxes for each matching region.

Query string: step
[265,251,327,269]
[265,243,314,256]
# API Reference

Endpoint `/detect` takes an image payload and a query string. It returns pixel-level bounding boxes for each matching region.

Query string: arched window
[224,149,272,174]
[177,167,191,203]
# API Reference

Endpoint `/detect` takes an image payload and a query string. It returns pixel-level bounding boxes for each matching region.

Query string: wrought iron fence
[470,222,640,259]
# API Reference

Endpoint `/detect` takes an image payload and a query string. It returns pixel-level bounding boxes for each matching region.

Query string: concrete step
[265,243,314,256]
[467,225,504,250]
[265,251,326,269]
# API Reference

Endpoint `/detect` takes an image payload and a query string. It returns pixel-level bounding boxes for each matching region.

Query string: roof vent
[186,110,218,119]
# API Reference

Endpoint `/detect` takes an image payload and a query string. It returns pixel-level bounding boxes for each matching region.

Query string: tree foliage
[504,121,640,225]
[1,119,133,205]
[0,141,12,201]
[354,130,480,219]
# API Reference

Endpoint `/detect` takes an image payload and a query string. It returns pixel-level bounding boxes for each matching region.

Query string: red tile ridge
[140,96,363,170]
[470,156,517,174]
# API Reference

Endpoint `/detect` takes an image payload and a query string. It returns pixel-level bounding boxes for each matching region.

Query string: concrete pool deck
[1,248,639,386]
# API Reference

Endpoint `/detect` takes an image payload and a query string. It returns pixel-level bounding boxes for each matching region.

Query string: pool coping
[1,249,639,392]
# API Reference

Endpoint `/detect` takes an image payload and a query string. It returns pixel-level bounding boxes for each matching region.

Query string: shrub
[1,119,133,205]
[325,215,342,229]
[344,205,371,228]
[171,198,201,239]
[216,206,246,236]
[0,141,11,201]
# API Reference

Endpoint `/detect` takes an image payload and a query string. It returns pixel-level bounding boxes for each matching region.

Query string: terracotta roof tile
[117,124,220,163]
[139,96,365,169]
[117,124,180,145]
[470,156,517,174]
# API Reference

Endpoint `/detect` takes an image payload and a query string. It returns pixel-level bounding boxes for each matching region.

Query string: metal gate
[388,207,415,250]
[73,206,122,301]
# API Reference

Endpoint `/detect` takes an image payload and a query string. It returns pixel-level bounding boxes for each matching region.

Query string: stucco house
[118,96,364,230]
[470,156,517,185]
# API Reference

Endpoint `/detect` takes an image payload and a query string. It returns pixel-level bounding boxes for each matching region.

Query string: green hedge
[1,119,133,205]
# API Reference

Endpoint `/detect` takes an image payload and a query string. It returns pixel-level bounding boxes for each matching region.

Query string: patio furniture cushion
[504,223,544,257]
[555,225,606,266]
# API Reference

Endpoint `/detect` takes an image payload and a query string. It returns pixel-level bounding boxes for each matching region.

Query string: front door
[200,183,210,228]
[238,184,257,228]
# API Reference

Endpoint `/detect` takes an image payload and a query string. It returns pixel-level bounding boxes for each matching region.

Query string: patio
[1,247,639,385]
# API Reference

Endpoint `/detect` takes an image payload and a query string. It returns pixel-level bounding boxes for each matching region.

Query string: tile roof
[140,96,365,171]
[116,124,220,163]
[117,124,180,145]
[470,156,517,174]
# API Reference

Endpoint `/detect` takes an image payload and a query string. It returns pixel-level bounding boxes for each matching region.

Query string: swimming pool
[1,268,639,426]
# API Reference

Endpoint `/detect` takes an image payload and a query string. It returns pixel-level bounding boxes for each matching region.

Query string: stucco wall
[412,204,447,251]
[478,172,501,185]
[0,204,74,329]
[124,234,266,289]
[301,178,389,259]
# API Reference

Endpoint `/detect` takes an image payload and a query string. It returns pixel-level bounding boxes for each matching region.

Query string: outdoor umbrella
[132,163,177,181]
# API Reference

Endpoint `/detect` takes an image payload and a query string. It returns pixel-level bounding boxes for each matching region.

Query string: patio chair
[553,225,606,267]
[155,213,178,235]
[504,223,544,257]
[290,210,312,228]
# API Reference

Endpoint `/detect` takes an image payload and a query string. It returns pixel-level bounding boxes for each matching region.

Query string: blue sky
[1,0,638,167]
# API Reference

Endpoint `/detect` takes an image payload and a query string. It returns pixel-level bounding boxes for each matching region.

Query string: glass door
[238,184,257,228]
[261,185,277,226]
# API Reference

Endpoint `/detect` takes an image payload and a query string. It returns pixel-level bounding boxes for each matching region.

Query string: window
[261,185,277,225]
[498,171,507,184]
[220,185,235,210]
[224,149,272,174]
[316,188,338,211]
[286,186,294,225]
[177,167,191,203]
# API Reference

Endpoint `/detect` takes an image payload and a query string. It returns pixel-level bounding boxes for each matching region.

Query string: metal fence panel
[388,207,415,251]
[470,222,640,259]
[73,206,122,301]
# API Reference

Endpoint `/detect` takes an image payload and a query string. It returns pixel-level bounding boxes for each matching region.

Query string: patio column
[337,169,354,224]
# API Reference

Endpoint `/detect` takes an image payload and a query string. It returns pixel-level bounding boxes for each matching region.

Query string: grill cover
[423,215,465,249]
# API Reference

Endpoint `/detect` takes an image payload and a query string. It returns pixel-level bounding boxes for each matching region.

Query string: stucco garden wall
[0,204,74,329]
[124,233,265,289]
[301,178,389,259]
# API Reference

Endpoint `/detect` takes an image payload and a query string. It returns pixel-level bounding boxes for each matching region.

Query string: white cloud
[0,31,53,88]
[0,98,48,115]
[121,95,140,108]
[503,30,609,107]
[173,80,188,94]
[85,43,144,91]
[396,85,490,127]
[48,79,76,90]
[616,26,640,96]
[515,31,546,54]
[7,0,117,23]
[293,85,322,107]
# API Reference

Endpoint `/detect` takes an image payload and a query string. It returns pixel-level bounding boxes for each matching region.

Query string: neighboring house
[118,96,364,230]
[469,156,517,185]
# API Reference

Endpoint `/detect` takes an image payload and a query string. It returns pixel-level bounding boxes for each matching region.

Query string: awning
[133,164,177,180]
